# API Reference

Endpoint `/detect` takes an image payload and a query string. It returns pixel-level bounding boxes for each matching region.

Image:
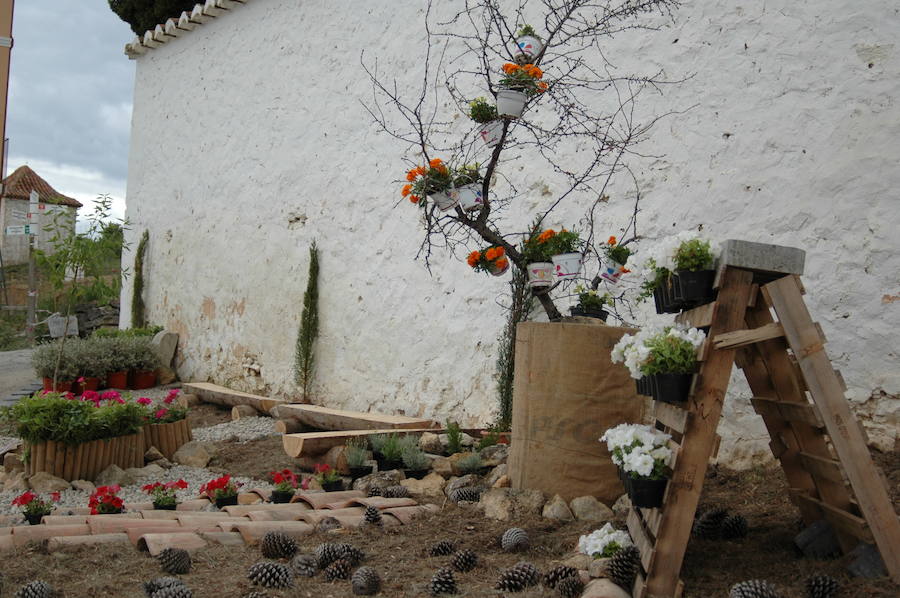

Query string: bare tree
[363,0,681,321]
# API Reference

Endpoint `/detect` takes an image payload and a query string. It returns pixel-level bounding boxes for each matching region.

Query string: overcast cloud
[7,1,135,219]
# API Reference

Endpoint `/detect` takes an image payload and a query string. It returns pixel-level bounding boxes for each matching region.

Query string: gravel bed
[190,416,278,443]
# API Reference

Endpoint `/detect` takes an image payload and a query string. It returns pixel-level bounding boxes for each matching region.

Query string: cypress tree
[131,230,149,328]
[294,241,319,401]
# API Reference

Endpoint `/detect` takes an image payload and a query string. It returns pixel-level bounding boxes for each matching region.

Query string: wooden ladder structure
[626,266,900,598]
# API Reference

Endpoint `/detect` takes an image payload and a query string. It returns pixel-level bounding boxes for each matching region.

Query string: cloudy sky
[7,2,136,220]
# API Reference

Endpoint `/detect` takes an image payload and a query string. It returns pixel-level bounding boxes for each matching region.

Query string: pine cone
[157,547,191,575]
[607,546,640,591]
[500,527,530,552]
[290,553,318,578]
[260,530,298,559]
[13,581,52,598]
[428,540,457,557]
[495,561,540,591]
[557,575,585,598]
[367,485,386,497]
[729,579,782,598]
[150,586,193,598]
[242,593,268,598]
[363,505,384,527]
[247,561,294,589]
[324,558,352,581]
[315,542,346,568]
[428,567,457,595]
[338,543,365,566]
[451,549,478,572]
[544,565,579,588]
[143,577,186,597]
[721,514,749,539]
[449,487,482,503]
[382,485,410,498]
[805,574,839,598]
[351,566,382,595]
[693,506,729,539]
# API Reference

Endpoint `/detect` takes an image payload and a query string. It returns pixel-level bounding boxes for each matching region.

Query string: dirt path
[0,348,37,402]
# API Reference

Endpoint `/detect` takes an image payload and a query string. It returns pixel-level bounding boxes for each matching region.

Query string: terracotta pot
[106,371,128,389]
[81,377,101,391]
[131,370,157,390]
[42,378,52,392]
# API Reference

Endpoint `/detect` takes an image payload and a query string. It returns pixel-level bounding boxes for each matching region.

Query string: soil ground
[3,402,898,597]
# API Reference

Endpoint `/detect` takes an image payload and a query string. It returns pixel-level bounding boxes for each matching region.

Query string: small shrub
[93,326,162,338]
[398,434,419,452]
[345,437,369,468]
[380,433,403,462]
[445,420,463,455]
[476,429,500,452]
[369,434,389,455]
[456,454,484,474]
[402,447,430,470]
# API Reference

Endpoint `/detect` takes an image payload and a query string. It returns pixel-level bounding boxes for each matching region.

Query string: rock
[847,542,888,578]
[95,464,136,487]
[0,471,6,484]
[178,393,201,408]
[29,472,71,493]
[125,463,166,480]
[151,458,174,469]
[306,477,323,491]
[581,578,631,598]
[589,557,611,578]
[157,365,177,385]
[445,474,480,496]
[400,473,445,499]
[492,475,510,488]
[4,452,24,472]
[71,480,96,493]
[480,444,509,465]
[172,442,212,468]
[431,457,453,478]
[611,493,631,518]
[480,488,513,521]
[570,496,615,523]
[352,470,405,493]
[437,432,475,451]
[511,489,546,515]
[543,494,575,521]
[3,471,28,491]
[144,447,165,463]
[419,432,443,454]
[447,452,479,476]
[459,433,475,447]
[561,552,592,570]
[795,519,840,560]
[151,330,179,367]
[486,464,508,487]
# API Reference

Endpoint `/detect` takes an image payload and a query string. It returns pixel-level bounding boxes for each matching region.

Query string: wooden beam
[713,322,784,350]
[750,396,824,428]
[764,275,900,582]
[798,452,845,485]
[675,302,714,329]
[654,402,690,434]
[627,509,656,572]
[274,404,436,431]
[282,428,440,458]
[183,382,284,414]
[794,493,874,542]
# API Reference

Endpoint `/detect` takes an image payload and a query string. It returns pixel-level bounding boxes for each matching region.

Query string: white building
[119,0,900,465]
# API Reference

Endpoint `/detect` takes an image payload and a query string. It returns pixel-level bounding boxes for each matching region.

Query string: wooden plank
[764,275,900,582]
[675,302,714,329]
[641,507,663,536]
[654,402,690,434]
[627,509,656,572]
[645,267,755,598]
[795,493,874,542]
[798,452,845,485]
[750,396,824,428]
[282,428,440,458]
[713,322,784,350]
[274,403,436,431]
[183,382,285,413]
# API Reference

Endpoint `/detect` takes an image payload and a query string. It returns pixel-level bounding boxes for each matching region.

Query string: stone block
[582,578,631,598]
[3,452,24,472]
[95,465,136,487]
[570,496,614,523]
[28,472,70,493]
[479,488,512,521]
[543,494,575,521]
[718,239,805,280]
[846,542,888,579]
[794,519,840,559]
[172,442,211,468]
[400,473,445,499]
[151,330,179,367]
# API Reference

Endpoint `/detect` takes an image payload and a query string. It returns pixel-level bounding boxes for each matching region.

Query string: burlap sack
[507,321,643,504]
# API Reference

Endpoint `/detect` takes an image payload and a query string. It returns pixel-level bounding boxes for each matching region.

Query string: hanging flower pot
[514,35,543,62]
[452,184,484,212]
[570,306,608,321]
[496,89,527,118]
[650,372,695,404]
[527,262,554,288]
[429,190,458,212]
[491,259,510,277]
[551,252,582,279]
[601,262,626,285]
[673,269,717,307]
[479,119,504,147]
[627,476,668,509]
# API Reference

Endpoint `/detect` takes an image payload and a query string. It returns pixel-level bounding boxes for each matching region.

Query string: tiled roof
[124,0,249,60]
[1,165,82,208]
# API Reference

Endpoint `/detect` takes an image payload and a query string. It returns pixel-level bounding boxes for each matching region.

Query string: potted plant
[127,337,161,390]
[268,469,299,503]
[628,232,717,314]
[600,236,632,285]
[570,285,611,320]
[450,164,484,212]
[142,479,188,510]
[345,437,373,480]
[402,446,431,480]
[33,341,80,393]
[401,158,456,211]
[670,236,717,306]
[545,228,583,279]
[513,24,543,63]
[468,97,503,147]
[103,337,130,389]
[522,229,556,288]
[375,433,404,471]
[201,474,241,508]
[12,491,60,525]
[611,325,706,404]
[314,463,343,492]
[601,423,672,508]
[578,522,633,559]
[497,62,548,118]
[76,337,108,391]
[89,485,124,515]
[467,246,510,277]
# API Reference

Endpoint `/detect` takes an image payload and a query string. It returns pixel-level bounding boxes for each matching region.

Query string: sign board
[11,208,25,219]
[5,224,28,235]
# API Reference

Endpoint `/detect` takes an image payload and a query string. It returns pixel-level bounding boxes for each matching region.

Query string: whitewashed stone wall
[121,0,900,466]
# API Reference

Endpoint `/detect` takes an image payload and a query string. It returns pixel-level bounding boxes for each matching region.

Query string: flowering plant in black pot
[601,423,672,508]
[627,232,718,313]
[570,285,611,320]
[612,325,706,403]
[269,469,299,503]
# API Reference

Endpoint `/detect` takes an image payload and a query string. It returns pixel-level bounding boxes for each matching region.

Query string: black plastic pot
[376,458,403,472]
[650,372,695,404]
[673,269,716,307]
[404,468,430,480]
[349,465,374,480]
[322,480,343,492]
[653,278,689,314]
[270,490,294,504]
[153,502,177,510]
[25,513,44,525]
[570,306,609,321]
[635,377,652,397]
[214,495,238,509]
[627,476,668,509]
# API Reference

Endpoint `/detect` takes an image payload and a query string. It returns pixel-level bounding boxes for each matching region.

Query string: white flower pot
[515,36,543,61]
[601,261,626,285]
[491,260,510,277]
[552,252,582,279]
[496,89,527,119]
[527,262,554,288]
[479,120,503,147]
[451,184,484,213]
[430,190,458,212]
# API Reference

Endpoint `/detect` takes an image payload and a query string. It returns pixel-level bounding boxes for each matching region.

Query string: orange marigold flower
[495,258,509,271]
[502,63,519,74]
[537,81,548,92]
[429,158,443,168]
[493,246,506,258]
[406,170,418,182]
[522,63,535,70]
[528,66,543,79]
[467,251,481,267]
[415,165,427,177]
[410,195,420,204]
[607,236,617,245]
[437,165,449,175]
[401,184,412,197]
[485,247,498,261]
[620,267,631,273]
[537,229,556,243]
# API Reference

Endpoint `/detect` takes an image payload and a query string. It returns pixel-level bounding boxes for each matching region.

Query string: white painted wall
[121,0,900,465]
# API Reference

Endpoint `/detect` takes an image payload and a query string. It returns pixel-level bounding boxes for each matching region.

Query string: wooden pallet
[627,268,900,597]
